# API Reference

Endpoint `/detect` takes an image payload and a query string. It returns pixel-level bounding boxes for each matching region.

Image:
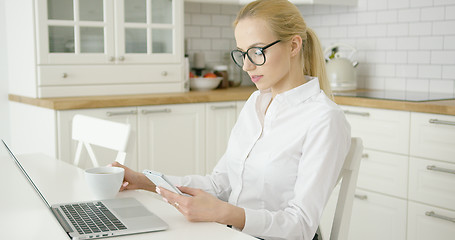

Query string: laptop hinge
[52,207,74,234]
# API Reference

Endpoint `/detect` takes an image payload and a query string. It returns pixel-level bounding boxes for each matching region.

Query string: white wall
[301,0,455,95]
[0,0,10,143]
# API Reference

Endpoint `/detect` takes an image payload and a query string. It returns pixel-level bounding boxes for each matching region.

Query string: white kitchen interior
[1,0,454,240]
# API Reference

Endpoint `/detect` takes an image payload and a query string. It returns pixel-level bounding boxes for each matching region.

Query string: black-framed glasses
[230,40,281,68]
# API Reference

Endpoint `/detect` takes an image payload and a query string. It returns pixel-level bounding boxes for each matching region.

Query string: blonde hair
[233,0,332,98]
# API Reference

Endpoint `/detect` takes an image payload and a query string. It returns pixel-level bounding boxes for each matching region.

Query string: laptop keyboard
[61,202,127,235]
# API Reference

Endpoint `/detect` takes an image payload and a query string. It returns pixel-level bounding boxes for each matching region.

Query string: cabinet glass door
[117,0,182,63]
[37,0,114,64]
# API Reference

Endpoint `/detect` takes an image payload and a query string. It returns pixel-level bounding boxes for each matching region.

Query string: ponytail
[304,28,332,99]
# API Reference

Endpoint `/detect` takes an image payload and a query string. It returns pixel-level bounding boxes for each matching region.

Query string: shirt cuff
[241,208,266,237]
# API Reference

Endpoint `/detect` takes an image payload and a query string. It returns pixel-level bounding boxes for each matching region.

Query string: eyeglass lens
[231,48,265,68]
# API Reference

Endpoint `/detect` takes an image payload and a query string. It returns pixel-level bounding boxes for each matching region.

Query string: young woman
[112,0,351,239]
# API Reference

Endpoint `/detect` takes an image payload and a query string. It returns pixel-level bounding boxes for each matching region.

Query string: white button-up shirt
[169,77,351,240]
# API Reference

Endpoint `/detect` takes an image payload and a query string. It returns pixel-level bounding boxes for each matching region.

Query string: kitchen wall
[185,0,455,95]
[0,0,10,142]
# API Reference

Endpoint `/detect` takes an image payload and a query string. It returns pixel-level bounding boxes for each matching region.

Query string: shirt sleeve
[241,108,351,240]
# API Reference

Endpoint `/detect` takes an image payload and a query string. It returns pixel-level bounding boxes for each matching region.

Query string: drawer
[408,201,455,240]
[410,112,455,163]
[409,157,455,210]
[38,64,182,86]
[357,149,408,198]
[341,106,410,155]
[348,189,407,240]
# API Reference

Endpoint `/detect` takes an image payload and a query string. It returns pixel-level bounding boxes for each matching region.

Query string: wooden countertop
[8,87,455,115]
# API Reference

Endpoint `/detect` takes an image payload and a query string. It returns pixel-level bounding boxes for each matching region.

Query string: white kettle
[324,43,359,91]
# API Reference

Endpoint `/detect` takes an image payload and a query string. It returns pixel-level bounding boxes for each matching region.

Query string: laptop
[1,140,168,239]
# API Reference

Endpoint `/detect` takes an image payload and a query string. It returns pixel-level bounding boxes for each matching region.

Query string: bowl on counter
[190,77,222,91]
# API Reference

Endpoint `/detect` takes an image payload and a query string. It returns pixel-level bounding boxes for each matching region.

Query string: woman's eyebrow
[236,42,266,51]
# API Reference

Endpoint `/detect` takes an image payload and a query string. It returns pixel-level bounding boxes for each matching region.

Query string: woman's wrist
[138,173,156,192]
[217,201,245,230]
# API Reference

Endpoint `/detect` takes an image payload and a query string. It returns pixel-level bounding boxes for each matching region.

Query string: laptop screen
[1,140,52,208]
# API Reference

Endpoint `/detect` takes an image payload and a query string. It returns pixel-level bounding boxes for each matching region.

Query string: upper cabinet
[185,0,357,6]
[37,0,181,64]
[5,0,184,98]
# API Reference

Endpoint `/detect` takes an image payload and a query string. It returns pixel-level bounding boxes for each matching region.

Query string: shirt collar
[260,76,321,106]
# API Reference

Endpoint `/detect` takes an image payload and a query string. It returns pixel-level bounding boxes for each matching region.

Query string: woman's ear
[290,35,303,57]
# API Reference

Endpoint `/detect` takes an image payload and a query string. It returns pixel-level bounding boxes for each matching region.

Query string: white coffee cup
[84,167,124,199]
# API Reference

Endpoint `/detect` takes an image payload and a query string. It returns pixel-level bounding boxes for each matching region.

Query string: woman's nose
[242,57,256,72]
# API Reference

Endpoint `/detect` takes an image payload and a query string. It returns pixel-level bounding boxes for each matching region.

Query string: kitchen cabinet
[5,0,184,98]
[205,102,238,174]
[320,105,410,240]
[356,149,408,199]
[348,189,407,240]
[408,112,455,239]
[10,101,245,175]
[138,104,206,176]
[407,201,455,240]
[343,106,410,155]
[410,112,455,164]
[58,104,206,176]
[321,106,455,240]
[185,0,357,6]
[204,101,246,174]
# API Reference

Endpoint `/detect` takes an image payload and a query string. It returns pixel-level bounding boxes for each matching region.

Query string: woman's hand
[110,162,156,192]
[156,186,245,229]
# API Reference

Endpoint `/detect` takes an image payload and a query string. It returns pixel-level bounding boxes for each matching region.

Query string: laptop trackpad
[114,206,151,219]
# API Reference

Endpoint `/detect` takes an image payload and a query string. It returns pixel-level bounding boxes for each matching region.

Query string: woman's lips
[250,75,262,83]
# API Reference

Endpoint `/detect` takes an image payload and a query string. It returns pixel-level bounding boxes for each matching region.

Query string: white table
[0,152,256,240]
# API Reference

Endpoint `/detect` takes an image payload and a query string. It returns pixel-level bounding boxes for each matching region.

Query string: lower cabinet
[11,101,246,175]
[137,104,206,176]
[349,189,408,240]
[334,106,455,240]
[205,102,238,174]
[407,201,455,240]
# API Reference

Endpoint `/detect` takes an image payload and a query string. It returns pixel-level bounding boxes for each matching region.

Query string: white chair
[320,137,363,240]
[72,114,131,168]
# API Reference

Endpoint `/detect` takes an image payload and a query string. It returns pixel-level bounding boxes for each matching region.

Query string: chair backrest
[72,114,131,168]
[326,137,363,240]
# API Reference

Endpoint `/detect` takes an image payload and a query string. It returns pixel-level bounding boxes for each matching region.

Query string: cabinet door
[57,107,139,170]
[410,112,455,164]
[36,0,115,64]
[408,201,455,240]
[138,104,205,176]
[205,102,237,174]
[115,0,183,63]
[357,149,408,198]
[409,157,455,211]
[348,189,407,240]
[341,106,410,155]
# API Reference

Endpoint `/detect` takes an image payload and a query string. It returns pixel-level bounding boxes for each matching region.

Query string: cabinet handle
[141,109,172,115]
[109,56,115,62]
[61,73,68,78]
[118,56,125,61]
[105,110,137,117]
[429,119,455,126]
[161,71,168,76]
[343,110,370,117]
[425,211,455,223]
[426,165,455,175]
[354,194,368,200]
[210,105,236,110]
[362,153,369,158]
